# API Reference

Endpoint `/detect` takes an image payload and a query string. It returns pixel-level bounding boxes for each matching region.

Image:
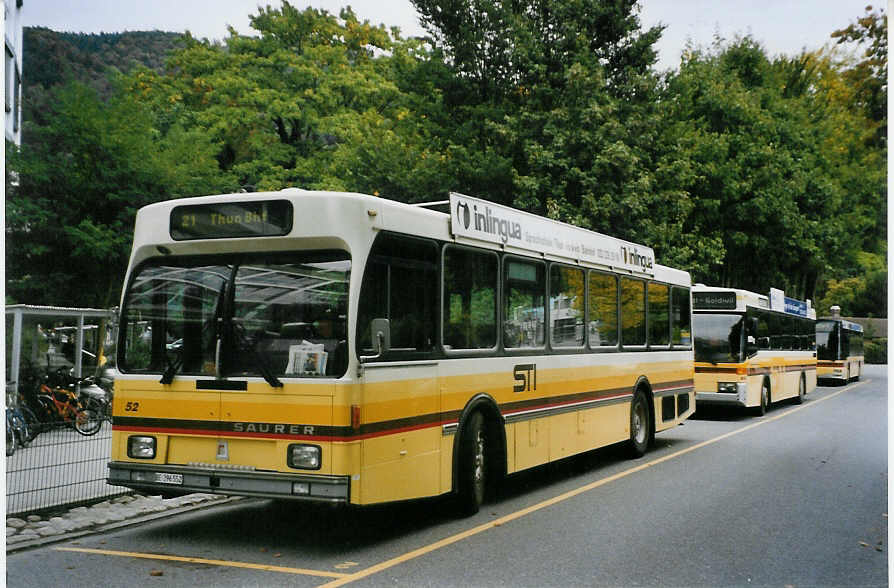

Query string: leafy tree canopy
[7,2,887,317]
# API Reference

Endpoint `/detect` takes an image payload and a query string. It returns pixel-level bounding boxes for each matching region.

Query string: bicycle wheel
[10,411,29,449]
[36,395,61,429]
[6,417,15,457]
[74,405,103,436]
[19,405,41,441]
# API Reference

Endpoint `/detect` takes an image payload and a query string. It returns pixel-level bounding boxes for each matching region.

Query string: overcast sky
[22,1,873,71]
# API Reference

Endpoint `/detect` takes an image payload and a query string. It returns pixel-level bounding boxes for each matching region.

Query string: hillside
[22,28,184,125]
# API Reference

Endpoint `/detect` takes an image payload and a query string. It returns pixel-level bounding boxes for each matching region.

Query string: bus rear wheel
[627,389,650,458]
[795,374,806,404]
[456,411,487,516]
[753,381,769,416]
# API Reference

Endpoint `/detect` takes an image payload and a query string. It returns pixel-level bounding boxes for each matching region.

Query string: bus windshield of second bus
[815,320,837,361]
[693,313,745,364]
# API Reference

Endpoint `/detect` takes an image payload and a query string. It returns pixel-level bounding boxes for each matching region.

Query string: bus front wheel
[627,389,650,458]
[456,411,487,516]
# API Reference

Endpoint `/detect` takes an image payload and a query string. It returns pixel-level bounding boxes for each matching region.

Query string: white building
[5,0,23,145]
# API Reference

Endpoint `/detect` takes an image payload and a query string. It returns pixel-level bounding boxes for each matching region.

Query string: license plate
[154,472,183,485]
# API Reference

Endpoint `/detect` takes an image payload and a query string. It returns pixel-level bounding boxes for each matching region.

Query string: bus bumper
[696,382,748,407]
[107,462,350,503]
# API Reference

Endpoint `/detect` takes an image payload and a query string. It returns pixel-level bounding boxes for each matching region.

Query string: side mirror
[360,318,390,362]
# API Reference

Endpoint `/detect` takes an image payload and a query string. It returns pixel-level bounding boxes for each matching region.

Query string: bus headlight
[288,444,321,470]
[717,382,738,394]
[127,436,156,459]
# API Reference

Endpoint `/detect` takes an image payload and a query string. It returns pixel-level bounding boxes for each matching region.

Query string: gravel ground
[6,493,239,553]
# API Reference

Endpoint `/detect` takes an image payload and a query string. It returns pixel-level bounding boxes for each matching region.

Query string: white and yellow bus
[692,286,817,415]
[108,190,695,514]
[816,307,864,383]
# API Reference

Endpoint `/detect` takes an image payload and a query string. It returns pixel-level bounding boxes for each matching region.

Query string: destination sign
[170,200,293,240]
[692,291,737,310]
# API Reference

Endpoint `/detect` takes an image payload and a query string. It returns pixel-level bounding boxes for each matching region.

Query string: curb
[6,496,247,554]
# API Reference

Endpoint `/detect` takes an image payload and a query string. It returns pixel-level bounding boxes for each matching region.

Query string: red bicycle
[35,369,103,436]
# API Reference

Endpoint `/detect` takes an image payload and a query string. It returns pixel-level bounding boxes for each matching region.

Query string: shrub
[864,338,887,364]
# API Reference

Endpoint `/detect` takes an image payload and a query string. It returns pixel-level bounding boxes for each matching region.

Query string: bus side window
[443,246,498,351]
[671,286,691,347]
[620,278,646,347]
[588,271,618,348]
[647,282,670,347]
[503,258,546,349]
[755,311,770,349]
[550,265,585,348]
[357,233,439,358]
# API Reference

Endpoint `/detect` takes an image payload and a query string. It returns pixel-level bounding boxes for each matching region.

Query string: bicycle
[6,405,33,456]
[35,371,104,437]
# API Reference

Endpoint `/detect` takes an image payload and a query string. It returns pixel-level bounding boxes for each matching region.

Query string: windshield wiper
[232,322,283,388]
[160,349,183,385]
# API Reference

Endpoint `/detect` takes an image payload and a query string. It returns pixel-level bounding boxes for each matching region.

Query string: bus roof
[692,284,816,319]
[817,317,864,333]
[130,189,688,285]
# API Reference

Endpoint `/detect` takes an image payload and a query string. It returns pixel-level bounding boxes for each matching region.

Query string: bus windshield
[815,320,838,361]
[119,251,351,379]
[693,313,744,364]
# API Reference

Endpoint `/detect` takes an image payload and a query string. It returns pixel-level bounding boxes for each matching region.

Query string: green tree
[124,3,449,198]
[6,82,230,307]
[831,5,887,145]
[411,0,662,101]
[658,37,885,301]
[406,0,720,272]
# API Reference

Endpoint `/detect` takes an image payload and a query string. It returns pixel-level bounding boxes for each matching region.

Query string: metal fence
[5,419,127,516]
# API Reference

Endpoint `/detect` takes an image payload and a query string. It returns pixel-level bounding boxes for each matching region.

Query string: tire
[795,374,806,404]
[456,411,488,516]
[74,404,103,436]
[6,420,15,457]
[10,411,30,449]
[19,406,41,442]
[627,389,651,458]
[36,396,59,429]
[753,380,769,416]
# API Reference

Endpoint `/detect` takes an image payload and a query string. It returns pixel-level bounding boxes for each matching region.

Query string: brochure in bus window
[285,341,328,376]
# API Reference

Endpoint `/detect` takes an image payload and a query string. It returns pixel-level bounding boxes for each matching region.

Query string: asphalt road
[6,365,888,587]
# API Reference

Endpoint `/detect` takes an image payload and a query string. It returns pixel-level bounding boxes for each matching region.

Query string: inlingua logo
[456,200,472,229]
[472,204,522,244]
[621,246,654,270]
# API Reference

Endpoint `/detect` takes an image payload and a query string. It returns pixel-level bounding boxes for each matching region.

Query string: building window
[5,45,13,114]
[13,64,20,132]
